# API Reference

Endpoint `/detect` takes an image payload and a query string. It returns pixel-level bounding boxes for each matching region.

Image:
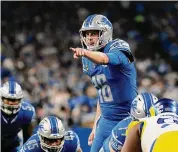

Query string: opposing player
[121,98,178,152]
[20,116,82,152]
[99,92,158,152]
[70,14,137,152]
[1,81,36,152]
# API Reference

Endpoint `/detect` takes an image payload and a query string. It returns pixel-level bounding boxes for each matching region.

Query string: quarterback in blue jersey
[20,116,82,152]
[99,93,158,152]
[1,81,36,152]
[70,14,137,151]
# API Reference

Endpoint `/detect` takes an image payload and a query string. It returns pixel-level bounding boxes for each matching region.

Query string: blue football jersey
[82,39,137,120]
[102,116,133,152]
[20,130,81,152]
[1,101,36,149]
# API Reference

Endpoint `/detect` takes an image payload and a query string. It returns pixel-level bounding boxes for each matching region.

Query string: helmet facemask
[80,30,108,51]
[1,97,22,115]
[38,133,65,152]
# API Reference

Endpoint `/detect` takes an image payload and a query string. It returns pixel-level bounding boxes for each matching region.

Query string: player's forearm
[84,50,109,64]
[93,101,101,129]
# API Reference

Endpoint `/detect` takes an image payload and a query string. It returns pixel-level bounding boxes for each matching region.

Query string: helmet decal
[130,92,158,119]
[84,14,96,27]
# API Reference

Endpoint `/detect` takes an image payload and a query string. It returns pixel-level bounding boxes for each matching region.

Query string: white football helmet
[80,14,113,51]
[38,116,66,152]
[0,81,23,115]
[130,92,158,119]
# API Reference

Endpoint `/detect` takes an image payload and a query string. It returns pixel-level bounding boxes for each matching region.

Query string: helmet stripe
[9,81,15,95]
[54,117,60,135]
[141,93,153,116]
[48,116,58,134]
[89,14,96,25]
[84,14,96,27]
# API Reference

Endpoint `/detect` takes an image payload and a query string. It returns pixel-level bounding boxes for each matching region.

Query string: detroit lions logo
[96,17,112,29]
[38,122,48,132]
[131,99,145,115]
[131,100,138,113]
[39,124,45,132]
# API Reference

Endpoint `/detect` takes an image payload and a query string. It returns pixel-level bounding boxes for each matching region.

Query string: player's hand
[88,129,95,146]
[70,47,87,59]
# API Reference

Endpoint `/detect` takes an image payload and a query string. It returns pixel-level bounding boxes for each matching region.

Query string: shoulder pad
[20,134,40,152]
[20,102,36,124]
[109,39,130,51]
[64,130,80,150]
[21,102,35,113]
[65,130,78,141]
[107,39,134,62]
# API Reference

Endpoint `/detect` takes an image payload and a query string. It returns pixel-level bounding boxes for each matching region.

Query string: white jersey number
[65,131,75,140]
[92,74,113,103]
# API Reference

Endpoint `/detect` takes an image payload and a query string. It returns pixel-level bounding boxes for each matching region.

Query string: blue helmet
[153,98,177,115]
[130,92,158,119]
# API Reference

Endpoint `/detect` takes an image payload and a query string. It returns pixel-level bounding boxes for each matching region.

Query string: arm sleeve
[106,49,129,66]
[110,131,123,151]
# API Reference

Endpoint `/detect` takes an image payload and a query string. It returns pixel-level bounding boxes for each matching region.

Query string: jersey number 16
[92,74,113,103]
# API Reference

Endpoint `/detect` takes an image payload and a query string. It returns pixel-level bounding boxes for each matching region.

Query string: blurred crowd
[1,1,178,129]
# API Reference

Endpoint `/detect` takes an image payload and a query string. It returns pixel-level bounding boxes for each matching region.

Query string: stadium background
[1,1,178,151]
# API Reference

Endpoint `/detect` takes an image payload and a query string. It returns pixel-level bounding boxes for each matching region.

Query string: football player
[20,116,82,152]
[70,14,137,152]
[99,92,158,152]
[1,81,36,151]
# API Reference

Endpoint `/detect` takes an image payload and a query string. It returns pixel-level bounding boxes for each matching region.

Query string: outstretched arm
[70,47,130,66]
[70,47,109,64]
[121,123,142,152]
